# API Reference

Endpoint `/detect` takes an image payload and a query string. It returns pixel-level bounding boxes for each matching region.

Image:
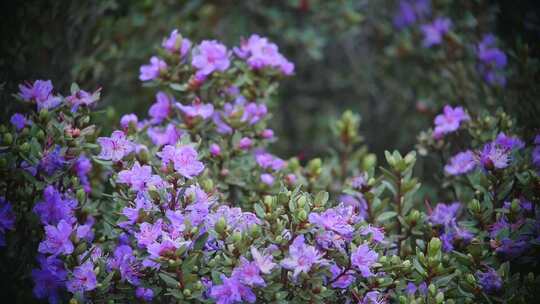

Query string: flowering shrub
[1,29,539,304]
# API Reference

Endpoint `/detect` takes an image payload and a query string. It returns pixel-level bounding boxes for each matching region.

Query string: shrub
[1,29,539,303]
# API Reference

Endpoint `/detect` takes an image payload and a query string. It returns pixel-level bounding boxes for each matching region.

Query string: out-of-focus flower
[139,56,167,81]
[444,150,476,175]
[433,105,469,139]
[19,80,62,110]
[192,40,230,78]
[162,29,191,58]
[421,17,451,47]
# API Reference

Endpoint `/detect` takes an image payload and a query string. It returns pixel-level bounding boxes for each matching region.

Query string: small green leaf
[376,211,398,222]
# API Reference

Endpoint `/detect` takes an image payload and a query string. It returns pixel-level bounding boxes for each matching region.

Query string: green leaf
[376,211,398,222]
[193,233,209,251]
[159,272,179,287]
[169,83,187,91]
[254,203,265,218]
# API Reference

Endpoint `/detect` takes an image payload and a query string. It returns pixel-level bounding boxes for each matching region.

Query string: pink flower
[97,130,135,161]
[139,56,167,81]
[158,145,204,179]
[149,92,173,123]
[192,40,230,77]
[351,243,378,277]
[162,29,192,57]
[281,235,327,279]
[210,143,221,157]
[176,101,214,119]
[433,105,470,139]
[238,137,253,150]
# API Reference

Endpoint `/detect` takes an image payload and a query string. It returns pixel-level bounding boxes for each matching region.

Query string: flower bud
[19,142,30,152]
[183,289,192,297]
[435,292,444,303]
[36,130,45,141]
[39,109,49,121]
[201,178,214,193]
[3,133,13,145]
[297,195,307,208]
[466,274,476,284]
[297,209,307,221]
[428,283,436,295]
[362,153,377,170]
[468,199,481,213]
[428,237,442,258]
[215,217,227,235]
[210,143,221,157]
[76,188,86,204]
[232,231,242,244]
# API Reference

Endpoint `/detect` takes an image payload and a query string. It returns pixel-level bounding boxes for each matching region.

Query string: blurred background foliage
[1,0,540,160]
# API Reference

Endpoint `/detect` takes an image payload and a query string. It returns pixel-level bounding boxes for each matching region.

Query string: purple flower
[33,186,77,225]
[260,173,275,185]
[281,235,327,279]
[234,34,294,75]
[393,0,431,29]
[176,101,214,119]
[533,146,540,168]
[192,40,230,77]
[210,143,221,157]
[261,129,274,139]
[10,113,28,131]
[18,80,62,110]
[117,162,154,192]
[139,56,167,81]
[351,243,378,277]
[149,92,173,123]
[0,197,15,246]
[433,105,469,139]
[361,291,387,304]
[108,245,141,285]
[121,193,154,227]
[66,262,97,293]
[147,124,182,147]
[429,202,460,226]
[32,256,66,304]
[339,194,368,221]
[38,219,74,256]
[97,130,135,162]
[477,34,507,86]
[66,88,100,112]
[309,205,356,238]
[255,152,285,171]
[162,29,191,57]
[476,267,502,294]
[232,257,266,287]
[120,113,138,129]
[136,287,154,301]
[238,137,253,150]
[39,146,66,175]
[406,282,417,295]
[444,150,476,175]
[479,143,510,170]
[135,220,163,248]
[329,264,355,289]
[205,206,261,233]
[494,132,524,150]
[421,17,451,47]
[158,145,205,179]
[360,225,385,243]
[250,246,276,274]
[75,155,93,193]
[210,274,256,304]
